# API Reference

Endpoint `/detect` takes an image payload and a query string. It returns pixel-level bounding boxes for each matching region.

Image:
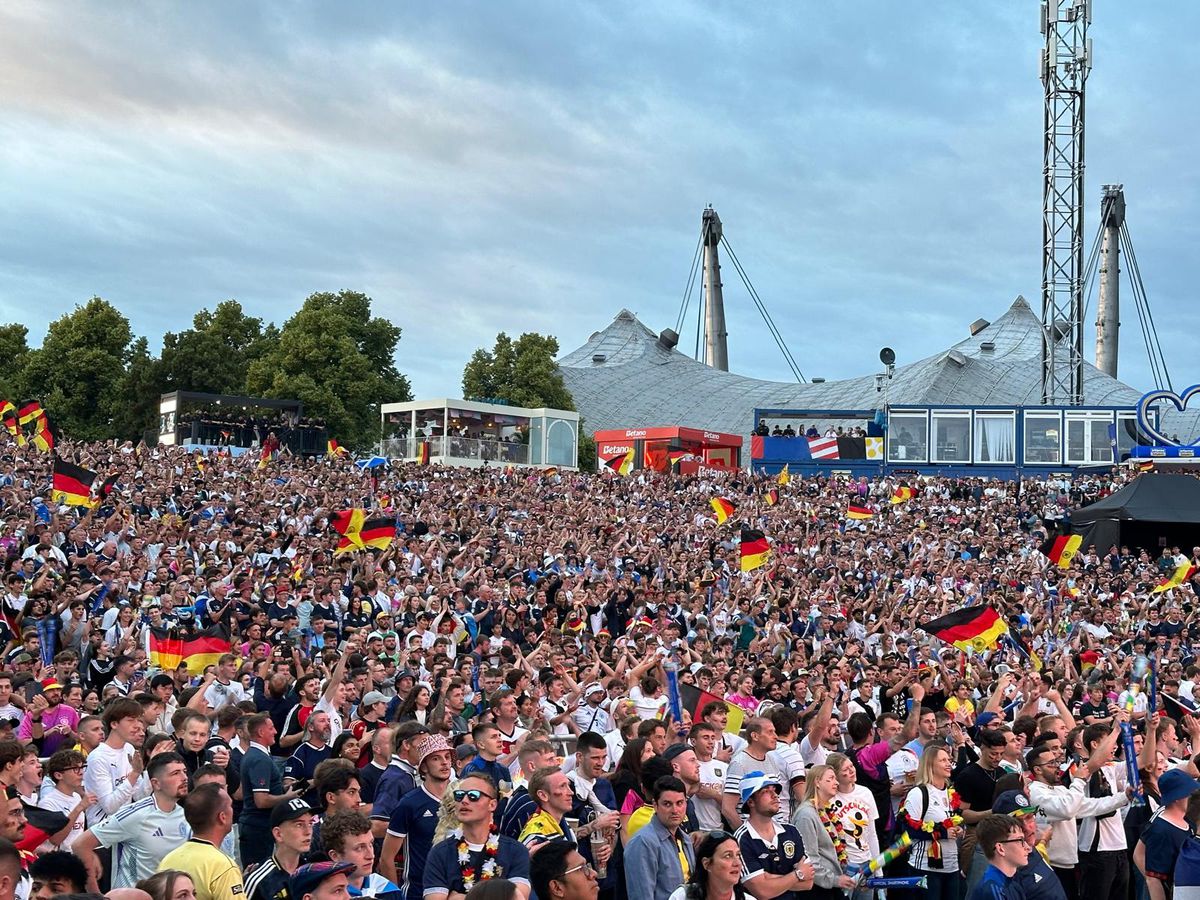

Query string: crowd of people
[0,439,1196,900]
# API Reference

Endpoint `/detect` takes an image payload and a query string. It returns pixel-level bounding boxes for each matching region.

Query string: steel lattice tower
[1040,0,1092,405]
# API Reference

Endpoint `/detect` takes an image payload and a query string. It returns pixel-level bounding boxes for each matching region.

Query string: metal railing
[382,436,529,464]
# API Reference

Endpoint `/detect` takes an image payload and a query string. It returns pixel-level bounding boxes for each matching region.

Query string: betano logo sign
[600,444,633,457]
[623,429,647,438]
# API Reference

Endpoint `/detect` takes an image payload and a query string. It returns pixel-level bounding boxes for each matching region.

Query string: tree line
[5,291,586,457]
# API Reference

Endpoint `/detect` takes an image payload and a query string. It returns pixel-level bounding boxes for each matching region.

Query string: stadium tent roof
[558,295,1158,437]
[1070,473,1200,552]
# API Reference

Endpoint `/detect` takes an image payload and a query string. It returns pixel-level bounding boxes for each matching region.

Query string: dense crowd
[0,441,1196,900]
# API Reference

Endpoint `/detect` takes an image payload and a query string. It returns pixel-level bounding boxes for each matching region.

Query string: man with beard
[76,752,190,889]
[17,679,78,757]
[286,710,333,808]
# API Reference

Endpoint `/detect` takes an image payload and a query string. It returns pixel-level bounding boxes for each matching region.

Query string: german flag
[416,441,430,465]
[777,465,790,486]
[1040,534,1082,570]
[602,449,633,476]
[97,474,118,501]
[667,450,690,466]
[543,466,558,477]
[17,401,42,426]
[1152,562,1197,595]
[149,625,231,675]
[740,528,771,572]
[358,517,394,551]
[30,415,54,452]
[332,508,366,554]
[890,486,915,504]
[1,402,22,446]
[678,683,745,736]
[1137,460,1154,472]
[710,497,736,524]
[52,457,98,507]
[847,504,873,520]
[1010,631,1044,672]
[327,439,348,458]
[922,605,1009,653]
[765,488,779,506]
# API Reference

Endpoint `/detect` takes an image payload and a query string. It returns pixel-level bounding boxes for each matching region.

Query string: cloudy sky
[2,2,1198,399]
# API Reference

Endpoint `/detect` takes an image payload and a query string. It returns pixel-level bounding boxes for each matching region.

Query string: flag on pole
[777,465,790,485]
[890,486,915,504]
[1152,562,1197,594]
[52,458,98,507]
[740,528,771,572]
[1040,534,1082,570]
[847,504,874,520]
[602,449,634,476]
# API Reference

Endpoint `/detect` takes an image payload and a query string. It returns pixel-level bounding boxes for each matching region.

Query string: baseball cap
[271,797,315,828]
[663,744,693,762]
[40,678,62,692]
[975,711,1000,728]
[289,862,355,899]
[361,691,388,708]
[992,790,1037,817]
[739,772,781,810]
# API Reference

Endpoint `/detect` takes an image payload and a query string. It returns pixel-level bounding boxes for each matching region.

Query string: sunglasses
[558,863,597,880]
[452,789,495,802]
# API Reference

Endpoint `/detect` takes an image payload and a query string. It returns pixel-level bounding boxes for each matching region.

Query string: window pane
[1025,415,1061,464]
[974,415,1015,463]
[888,414,928,462]
[933,415,970,462]
[1090,419,1114,462]
[1067,419,1086,463]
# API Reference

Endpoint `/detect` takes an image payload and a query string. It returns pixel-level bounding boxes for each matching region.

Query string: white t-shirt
[38,788,85,849]
[694,757,727,831]
[315,696,344,742]
[798,734,830,768]
[902,784,958,872]
[539,698,571,736]
[203,679,248,712]
[831,786,880,865]
[629,686,668,720]
[89,796,190,887]
[885,749,919,816]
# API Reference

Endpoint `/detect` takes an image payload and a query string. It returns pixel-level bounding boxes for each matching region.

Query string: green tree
[0,324,31,400]
[246,290,411,448]
[461,332,575,411]
[160,300,275,395]
[112,336,166,441]
[20,298,133,440]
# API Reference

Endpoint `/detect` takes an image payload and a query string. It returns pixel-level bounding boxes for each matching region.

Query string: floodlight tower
[701,207,729,371]
[1039,0,1092,405]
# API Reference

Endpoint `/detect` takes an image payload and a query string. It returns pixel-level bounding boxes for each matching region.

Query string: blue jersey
[284,742,332,807]
[1011,853,1067,900]
[969,865,1013,900]
[423,833,530,897]
[388,787,441,900]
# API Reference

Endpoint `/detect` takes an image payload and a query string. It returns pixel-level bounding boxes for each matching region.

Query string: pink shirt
[18,703,80,755]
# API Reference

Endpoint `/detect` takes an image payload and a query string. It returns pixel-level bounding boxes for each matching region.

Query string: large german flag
[678,683,745,736]
[740,528,771,572]
[149,625,231,675]
[1152,562,1197,595]
[710,497,736,524]
[847,504,873,520]
[326,439,348,458]
[332,508,366,554]
[52,458,98,507]
[890,486,915,504]
[1040,534,1082,570]
[416,441,430,465]
[358,517,394,551]
[922,605,1008,653]
[17,401,43,426]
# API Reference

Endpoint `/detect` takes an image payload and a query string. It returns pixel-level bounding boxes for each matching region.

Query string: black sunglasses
[453,788,495,802]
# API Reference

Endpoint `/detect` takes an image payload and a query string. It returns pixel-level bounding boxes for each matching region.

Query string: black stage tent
[1070,473,1200,554]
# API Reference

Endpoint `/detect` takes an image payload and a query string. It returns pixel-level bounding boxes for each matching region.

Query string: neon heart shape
[1137,384,1200,447]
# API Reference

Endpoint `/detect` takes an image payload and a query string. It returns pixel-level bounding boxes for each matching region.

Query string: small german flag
[777,465,790,485]
[1039,534,1082,570]
[358,517,395,551]
[765,488,779,506]
[195,452,207,473]
[97,473,118,501]
[602,449,633,476]
[740,528,771,572]
[30,415,54,452]
[921,605,1009,653]
[890,486,915,504]
[1010,631,1044,672]
[17,401,43,426]
[0,402,16,444]
[327,439,348,458]
[847,504,873,520]
[291,556,306,583]
[543,467,558,477]
[416,441,430,465]
[667,450,690,466]
[52,457,98,507]
[1137,460,1154,472]
[710,497,736,524]
[1152,562,1197,595]
[332,508,366,554]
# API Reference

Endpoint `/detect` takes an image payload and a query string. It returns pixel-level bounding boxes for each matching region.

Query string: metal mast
[1095,184,1124,378]
[701,206,729,371]
[1039,0,1092,405]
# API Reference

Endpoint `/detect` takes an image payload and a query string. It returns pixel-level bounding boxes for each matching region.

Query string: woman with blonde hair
[792,764,857,899]
[137,870,197,900]
[899,744,963,900]
[826,752,880,883]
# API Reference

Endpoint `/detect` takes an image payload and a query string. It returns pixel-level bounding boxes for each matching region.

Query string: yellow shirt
[944,697,975,718]
[158,839,244,900]
[519,809,571,849]
[625,805,654,843]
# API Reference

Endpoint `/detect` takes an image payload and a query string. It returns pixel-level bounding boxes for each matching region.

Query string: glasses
[452,789,495,802]
[998,837,1027,845]
[559,863,597,880]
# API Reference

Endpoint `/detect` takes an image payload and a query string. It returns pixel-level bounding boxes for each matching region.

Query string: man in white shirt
[1075,722,1134,900]
[202,654,248,713]
[572,684,612,735]
[83,697,147,827]
[37,749,95,850]
[690,723,728,831]
[75,752,191,889]
[314,648,352,742]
